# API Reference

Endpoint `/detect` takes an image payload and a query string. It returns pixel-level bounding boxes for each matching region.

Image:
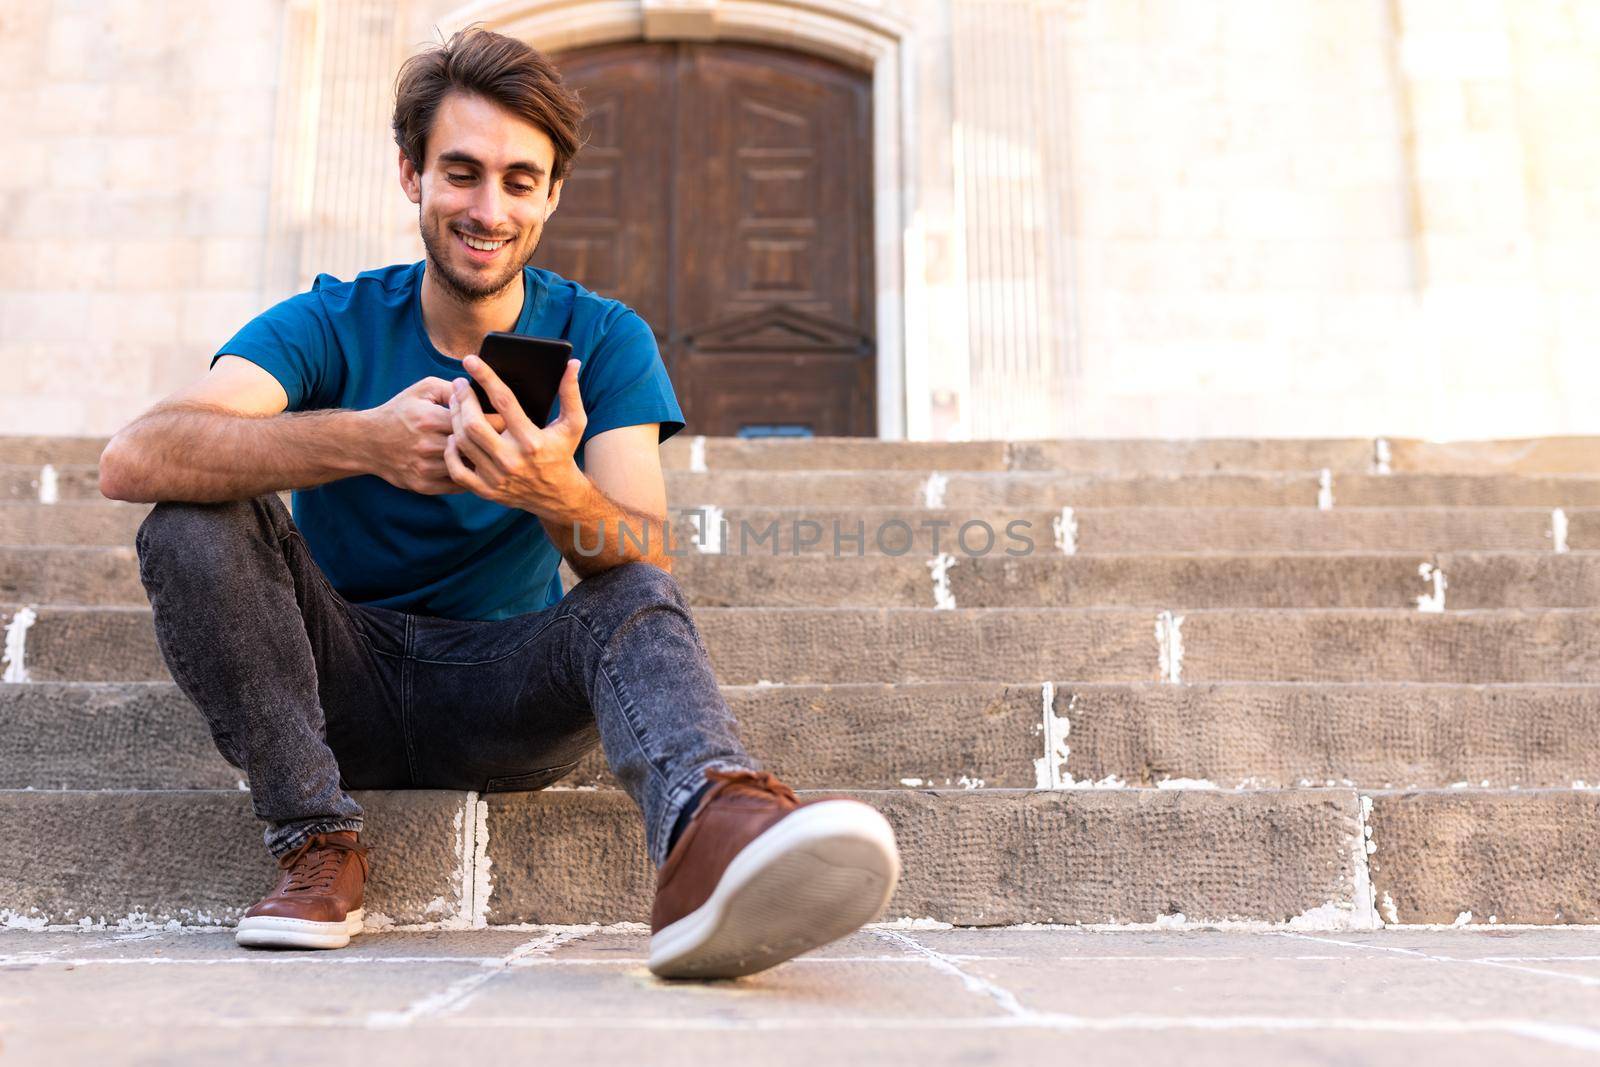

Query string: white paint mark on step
[1317,469,1334,510]
[3,606,37,683]
[1352,794,1380,929]
[1156,778,1217,790]
[1155,610,1184,684]
[1032,682,1070,789]
[1052,506,1077,555]
[690,505,724,554]
[1372,438,1392,475]
[1415,562,1447,613]
[921,471,947,508]
[929,552,957,610]
[1550,508,1569,553]
[471,796,492,929]
[688,435,707,472]
[38,464,58,504]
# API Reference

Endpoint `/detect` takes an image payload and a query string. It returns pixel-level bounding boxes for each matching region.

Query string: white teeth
[461,234,508,252]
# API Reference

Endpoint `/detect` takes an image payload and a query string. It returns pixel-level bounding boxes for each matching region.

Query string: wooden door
[542,41,876,437]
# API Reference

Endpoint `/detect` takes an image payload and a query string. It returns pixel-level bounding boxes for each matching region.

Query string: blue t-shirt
[214,260,685,621]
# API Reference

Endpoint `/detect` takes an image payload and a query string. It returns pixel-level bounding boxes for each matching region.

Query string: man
[99,26,899,979]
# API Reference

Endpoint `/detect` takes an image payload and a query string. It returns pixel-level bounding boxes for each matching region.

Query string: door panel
[543,41,876,436]
[540,43,674,335]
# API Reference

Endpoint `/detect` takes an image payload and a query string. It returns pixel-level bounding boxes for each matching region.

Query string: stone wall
[2,0,1598,440]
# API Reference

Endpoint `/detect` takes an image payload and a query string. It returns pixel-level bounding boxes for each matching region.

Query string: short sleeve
[211,288,341,411]
[575,308,686,446]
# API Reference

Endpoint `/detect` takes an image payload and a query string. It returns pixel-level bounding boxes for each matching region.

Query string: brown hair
[393,25,584,182]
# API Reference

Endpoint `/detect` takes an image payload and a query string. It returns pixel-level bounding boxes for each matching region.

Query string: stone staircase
[2,434,1597,932]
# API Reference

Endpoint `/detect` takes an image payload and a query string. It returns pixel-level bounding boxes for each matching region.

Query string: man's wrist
[529,458,591,520]
[338,408,382,476]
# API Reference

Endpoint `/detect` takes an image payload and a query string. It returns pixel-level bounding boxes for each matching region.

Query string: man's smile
[457,229,512,260]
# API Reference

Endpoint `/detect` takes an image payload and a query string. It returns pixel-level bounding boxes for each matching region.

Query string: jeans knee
[135,497,287,584]
[140,496,285,550]
[611,560,686,605]
[571,560,687,628]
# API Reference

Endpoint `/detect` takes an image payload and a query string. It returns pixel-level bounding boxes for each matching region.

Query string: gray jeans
[135,494,755,867]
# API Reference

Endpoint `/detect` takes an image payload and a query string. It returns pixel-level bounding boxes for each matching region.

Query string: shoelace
[277,834,369,895]
[700,768,799,811]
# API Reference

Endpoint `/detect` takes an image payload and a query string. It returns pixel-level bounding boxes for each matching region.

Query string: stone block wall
[2,0,1598,440]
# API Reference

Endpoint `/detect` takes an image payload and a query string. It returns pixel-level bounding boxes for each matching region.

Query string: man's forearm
[100,404,374,503]
[537,468,676,579]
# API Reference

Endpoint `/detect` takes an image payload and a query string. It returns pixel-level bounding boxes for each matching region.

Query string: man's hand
[366,377,465,495]
[444,354,587,514]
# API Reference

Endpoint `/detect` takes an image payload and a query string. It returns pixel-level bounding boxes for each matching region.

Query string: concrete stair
[2,434,1598,932]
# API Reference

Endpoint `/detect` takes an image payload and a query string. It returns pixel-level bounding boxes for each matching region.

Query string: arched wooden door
[539,41,877,437]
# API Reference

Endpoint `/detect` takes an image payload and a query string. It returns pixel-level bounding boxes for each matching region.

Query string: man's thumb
[557,359,584,421]
[413,376,455,405]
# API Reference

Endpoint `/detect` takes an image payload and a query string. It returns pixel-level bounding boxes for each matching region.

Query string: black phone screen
[469,332,574,425]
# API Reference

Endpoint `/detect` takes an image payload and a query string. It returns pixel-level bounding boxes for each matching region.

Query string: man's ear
[544,177,563,220]
[399,148,422,205]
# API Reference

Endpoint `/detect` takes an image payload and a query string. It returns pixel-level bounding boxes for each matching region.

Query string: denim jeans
[135,494,755,868]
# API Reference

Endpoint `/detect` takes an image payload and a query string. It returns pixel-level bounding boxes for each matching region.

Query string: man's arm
[100,355,460,503]
[536,422,675,578]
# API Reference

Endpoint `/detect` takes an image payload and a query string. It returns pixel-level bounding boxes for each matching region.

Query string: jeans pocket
[483,761,581,793]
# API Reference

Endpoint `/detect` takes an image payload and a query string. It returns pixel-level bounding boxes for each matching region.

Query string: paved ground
[3,925,1600,1065]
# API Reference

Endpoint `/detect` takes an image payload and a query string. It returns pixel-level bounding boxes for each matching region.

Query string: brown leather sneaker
[649,769,900,979]
[235,830,369,950]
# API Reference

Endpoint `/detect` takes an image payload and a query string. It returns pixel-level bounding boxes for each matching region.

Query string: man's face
[400,91,564,303]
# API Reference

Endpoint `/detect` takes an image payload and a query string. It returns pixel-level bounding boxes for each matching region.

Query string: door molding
[441,0,918,439]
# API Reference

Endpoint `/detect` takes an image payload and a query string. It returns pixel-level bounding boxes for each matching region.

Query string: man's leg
[406,559,754,868]
[135,495,408,860]
[406,559,899,980]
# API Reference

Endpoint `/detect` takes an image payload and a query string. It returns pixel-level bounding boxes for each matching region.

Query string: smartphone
[469,332,574,425]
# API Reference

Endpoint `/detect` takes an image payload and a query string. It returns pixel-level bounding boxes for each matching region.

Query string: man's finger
[450,409,501,482]
[418,406,454,434]
[552,359,585,431]
[444,434,492,496]
[412,376,455,406]
[451,379,512,474]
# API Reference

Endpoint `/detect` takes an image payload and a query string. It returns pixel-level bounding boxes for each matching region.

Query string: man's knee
[135,497,285,567]
[572,560,687,618]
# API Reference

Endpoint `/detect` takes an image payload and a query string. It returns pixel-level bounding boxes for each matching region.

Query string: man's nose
[466,182,511,236]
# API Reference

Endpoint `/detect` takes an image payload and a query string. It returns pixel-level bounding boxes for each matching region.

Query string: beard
[418,206,535,303]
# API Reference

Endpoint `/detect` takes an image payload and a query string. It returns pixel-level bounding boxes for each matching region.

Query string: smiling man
[98,26,899,979]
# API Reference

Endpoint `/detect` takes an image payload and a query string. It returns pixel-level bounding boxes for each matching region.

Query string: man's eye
[447,174,472,182]
[510,185,534,194]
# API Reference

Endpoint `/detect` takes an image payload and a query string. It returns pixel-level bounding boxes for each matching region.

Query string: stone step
[660,434,1600,476]
[2,786,1590,928]
[9,604,1600,684]
[7,501,1596,554]
[656,437,1380,472]
[14,435,1600,475]
[609,471,1600,509]
[0,786,1365,928]
[1364,789,1600,923]
[6,681,1598,793]
[0,438,109,466]
[9,544,1600,610]
[19,464,1600,508]
[675,505,1585,554]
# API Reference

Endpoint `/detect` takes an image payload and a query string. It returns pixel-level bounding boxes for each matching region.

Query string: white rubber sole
[648,800,901,980]
[235,908,365,950]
